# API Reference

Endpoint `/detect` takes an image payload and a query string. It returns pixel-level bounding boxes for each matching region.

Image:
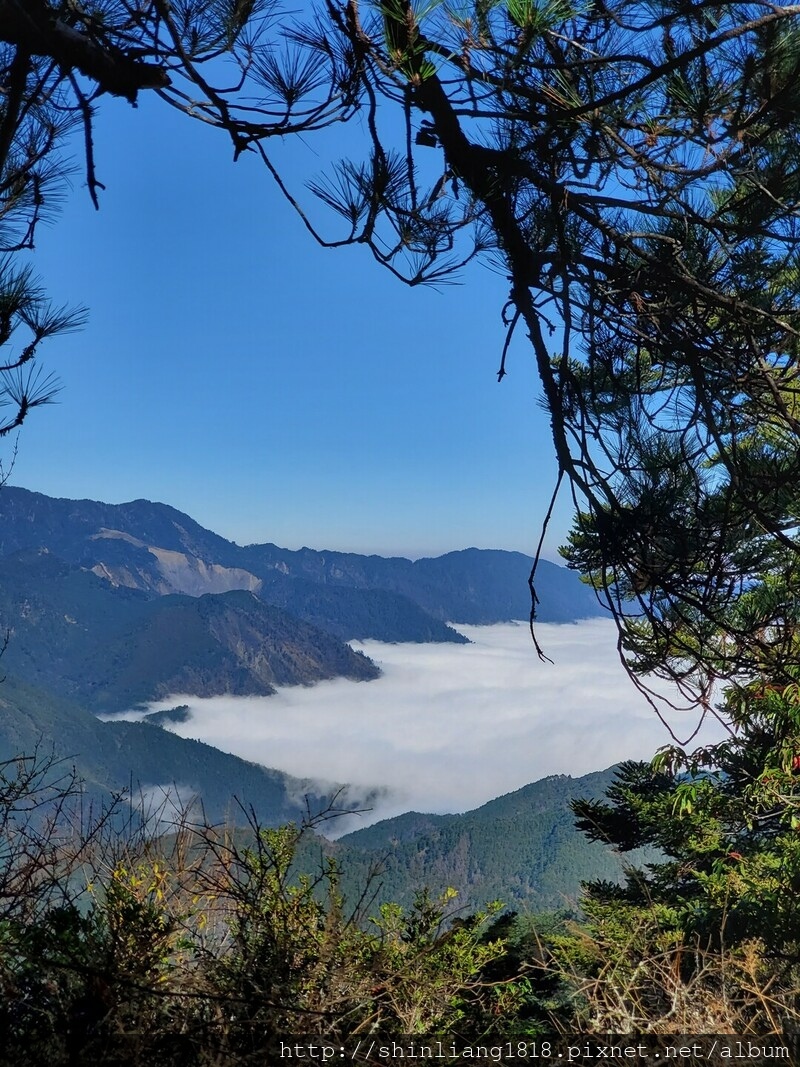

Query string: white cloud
[118,620,726,831]
[132,782,201,832]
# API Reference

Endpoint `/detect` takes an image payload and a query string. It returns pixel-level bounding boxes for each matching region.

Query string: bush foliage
[3,748,800,1066]
[0,752,553,1065]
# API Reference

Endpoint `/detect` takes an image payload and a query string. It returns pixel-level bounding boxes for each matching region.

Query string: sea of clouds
[118,619,726,829]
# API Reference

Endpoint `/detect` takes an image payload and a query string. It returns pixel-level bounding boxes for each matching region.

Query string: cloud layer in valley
[121,620,726,828]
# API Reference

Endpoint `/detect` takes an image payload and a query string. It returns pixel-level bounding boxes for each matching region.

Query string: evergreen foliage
[550,681,800,1030]
[3,752,798,1054]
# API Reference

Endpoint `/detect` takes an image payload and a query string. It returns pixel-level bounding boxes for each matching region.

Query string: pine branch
[0,0,169,101]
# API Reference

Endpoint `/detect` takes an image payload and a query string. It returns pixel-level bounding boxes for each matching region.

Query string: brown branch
[0,0,168,101]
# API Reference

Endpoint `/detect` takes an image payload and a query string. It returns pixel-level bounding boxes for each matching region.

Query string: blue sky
[7,90,573,559]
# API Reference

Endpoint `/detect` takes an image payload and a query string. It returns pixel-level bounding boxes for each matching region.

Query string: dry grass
[542,917,800,1035]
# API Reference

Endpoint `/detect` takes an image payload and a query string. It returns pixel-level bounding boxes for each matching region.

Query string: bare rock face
[0,555,379,714]
[92,528,263,596]
[0,486,602,645]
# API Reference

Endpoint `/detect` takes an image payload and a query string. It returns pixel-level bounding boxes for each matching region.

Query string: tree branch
[0,0,169,101]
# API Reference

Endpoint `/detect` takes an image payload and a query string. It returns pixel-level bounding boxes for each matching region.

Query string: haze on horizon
[2,480,569,564]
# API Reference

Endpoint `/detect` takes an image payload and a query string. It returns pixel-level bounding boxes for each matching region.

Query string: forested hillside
[0,549,378,712]
[333,769,653,912]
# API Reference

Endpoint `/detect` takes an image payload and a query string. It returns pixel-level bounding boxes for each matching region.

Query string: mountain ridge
[0,673,359,825]
[0,483,617,889]
[328,767,647,913]
[1,486,602,636]
[0,549,378,713]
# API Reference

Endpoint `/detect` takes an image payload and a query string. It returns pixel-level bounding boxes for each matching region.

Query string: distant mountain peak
[1,485,602,637]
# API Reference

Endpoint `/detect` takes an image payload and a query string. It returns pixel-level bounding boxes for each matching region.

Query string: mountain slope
[257,575,469,643]
[0,488,240,566]
[333,769,645,913]
[241,544,600,624]
[0,550,378,713]
[0,674,347,825]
